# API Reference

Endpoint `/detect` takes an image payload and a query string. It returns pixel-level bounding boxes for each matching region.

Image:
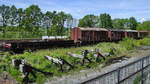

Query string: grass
[133,72,149,84]
[1,37,150,84]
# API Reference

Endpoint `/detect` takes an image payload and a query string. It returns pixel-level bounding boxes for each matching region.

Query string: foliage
[0,38,148,83]
[0,4,147,39]
[133,72,148,84]
[119,38,141,50]
[137,21,150,32]
[0,4,75,38]
[112,17,137,29]
[78,14,99,27]
[139,37,150,46]
[99,13,113,28]
[133,74,142,84]
[112,18,129,29]
[0,4,150,84]
[129,17,137,30]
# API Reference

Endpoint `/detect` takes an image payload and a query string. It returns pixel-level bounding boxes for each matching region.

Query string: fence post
[141,58,144,84]
[117,67,120,84]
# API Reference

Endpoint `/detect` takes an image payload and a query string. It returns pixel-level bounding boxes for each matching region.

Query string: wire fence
[81,55,150,84]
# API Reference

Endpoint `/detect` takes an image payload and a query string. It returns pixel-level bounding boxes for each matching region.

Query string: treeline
[0,4,75,38]
[0,4,149,39]
[78,14,150,32]
[78,14,137,30]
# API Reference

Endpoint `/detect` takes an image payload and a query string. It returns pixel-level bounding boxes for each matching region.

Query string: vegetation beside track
[1,38,150,84]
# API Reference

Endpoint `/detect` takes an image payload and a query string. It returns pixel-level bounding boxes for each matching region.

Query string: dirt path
[45,46,150,84]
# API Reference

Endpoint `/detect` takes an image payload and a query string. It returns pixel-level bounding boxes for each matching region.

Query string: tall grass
[1,37,150,83]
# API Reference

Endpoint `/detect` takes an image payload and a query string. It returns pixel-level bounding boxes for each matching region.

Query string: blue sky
[0,0,150,22]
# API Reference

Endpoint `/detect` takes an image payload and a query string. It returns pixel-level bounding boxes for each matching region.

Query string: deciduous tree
[99,13,112,28]
[0,5,11,37]
[78,14,98,27]
[112,18,129,29]
[137,21,150,32]
[129,17,137,30]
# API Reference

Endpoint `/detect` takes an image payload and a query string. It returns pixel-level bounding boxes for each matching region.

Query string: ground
[45,46,150,84]
[1,38,150,84]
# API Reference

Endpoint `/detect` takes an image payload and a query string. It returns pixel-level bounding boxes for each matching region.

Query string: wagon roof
[125,30,138,32]
[139,30,148,32]
[78,27,108,31]
[109,29,124,31]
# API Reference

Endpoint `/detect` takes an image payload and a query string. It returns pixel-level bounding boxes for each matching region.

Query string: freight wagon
[71,27,148,44]
[0,27,148,53]
[71,27,109,44]
[0,39,74,53]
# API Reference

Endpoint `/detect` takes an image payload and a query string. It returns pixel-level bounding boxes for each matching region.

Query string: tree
[99,13,112,28]
[0,5,11,37]
[23,5,42,36]
[43,11,53,35]
[57,11,67,36]
[0,4,76,38]
[129,17,137,30]
[17,8,24,28]
[112,18,129,29]
[10,5,17,26]
[66,14,73,30]
[65,14,73,36]
[78,14,98,27]
[137,21,150,32]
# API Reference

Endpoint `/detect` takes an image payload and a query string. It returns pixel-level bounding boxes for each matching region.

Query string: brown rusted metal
[71,27,109,44]
[71,27,148,44]
[0,39,75,53]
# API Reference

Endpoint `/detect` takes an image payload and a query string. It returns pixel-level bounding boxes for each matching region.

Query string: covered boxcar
[108,29,125,41]
[138,30,149,38]
[71,27,109,44]
[124,30,138,39]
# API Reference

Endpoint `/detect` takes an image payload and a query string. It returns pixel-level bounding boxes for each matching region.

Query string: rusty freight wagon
[0,39,74,53]
[138,30,149,38]
[124,30,138,39]
[108,29,125,41]
[71,27,109,44]
[71,27,149,44]
[0,27,148,53]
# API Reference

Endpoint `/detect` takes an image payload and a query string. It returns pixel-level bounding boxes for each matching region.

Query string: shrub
[119,38,141,50]
[2,37,150,83]
[140,38,150,46]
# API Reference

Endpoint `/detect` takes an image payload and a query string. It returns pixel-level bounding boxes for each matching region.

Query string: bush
[140,38,150,46]
[119,38,141,50]
[1,37,150,83]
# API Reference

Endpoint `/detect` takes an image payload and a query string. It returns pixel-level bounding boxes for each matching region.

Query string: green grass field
[1,37,150,84]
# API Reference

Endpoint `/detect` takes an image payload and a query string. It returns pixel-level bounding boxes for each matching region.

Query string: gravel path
[45,46,150,84]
